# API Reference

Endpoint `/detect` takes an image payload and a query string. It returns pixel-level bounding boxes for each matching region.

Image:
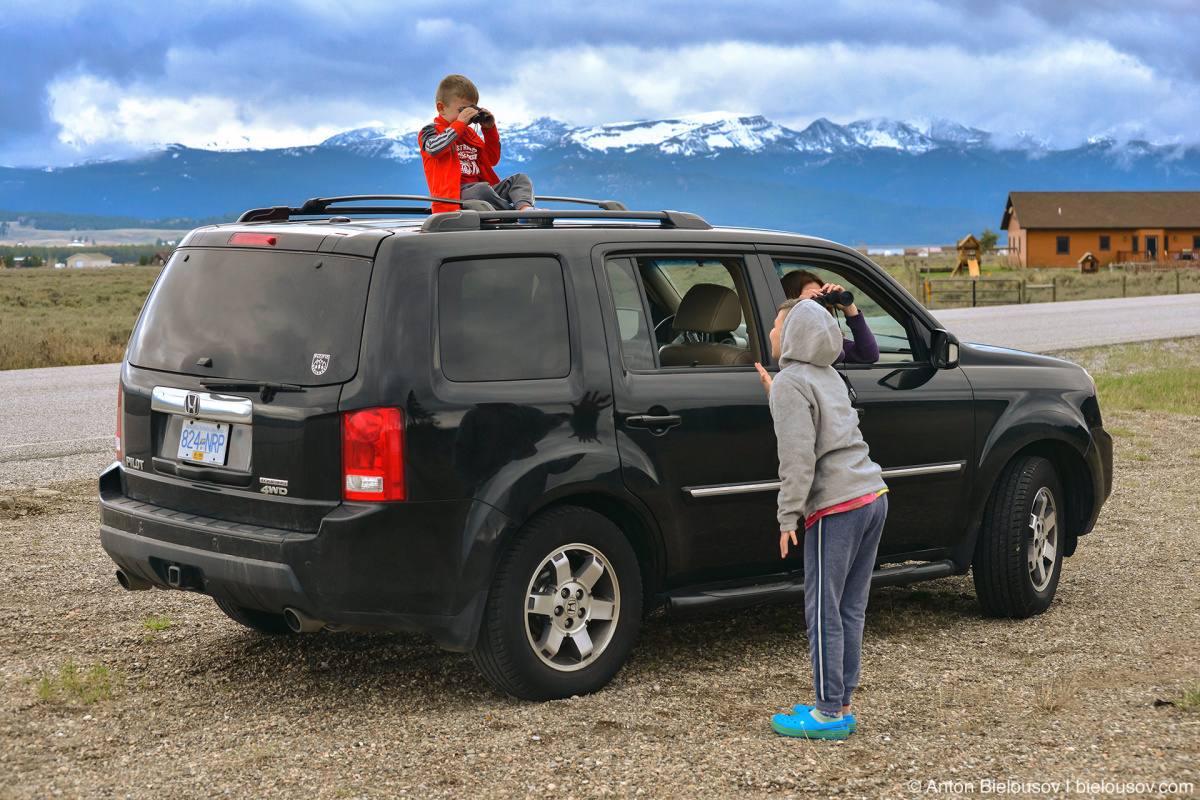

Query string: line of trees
[1,243,173,267]
[0,209,236,230]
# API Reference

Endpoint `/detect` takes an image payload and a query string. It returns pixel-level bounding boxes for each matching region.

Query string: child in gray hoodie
[754,298,888,740]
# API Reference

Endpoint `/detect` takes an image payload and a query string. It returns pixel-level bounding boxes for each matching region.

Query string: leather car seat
[658,283,753,367]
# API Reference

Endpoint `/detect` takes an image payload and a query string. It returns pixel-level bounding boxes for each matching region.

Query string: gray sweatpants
[461,172,534,211]
[803,494,887,714]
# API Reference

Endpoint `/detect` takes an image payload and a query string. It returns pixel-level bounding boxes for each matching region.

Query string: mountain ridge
[3,114,1198,244]
[316,113,1190,162]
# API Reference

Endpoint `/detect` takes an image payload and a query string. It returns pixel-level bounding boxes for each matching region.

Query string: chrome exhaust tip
[115,569,152,591]
[283,607,325,633]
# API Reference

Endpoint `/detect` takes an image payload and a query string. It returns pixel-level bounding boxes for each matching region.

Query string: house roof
[1001,191,1200,230]
[64,252,112,261]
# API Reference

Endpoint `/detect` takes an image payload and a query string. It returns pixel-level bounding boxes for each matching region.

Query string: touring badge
[311,353,330,376]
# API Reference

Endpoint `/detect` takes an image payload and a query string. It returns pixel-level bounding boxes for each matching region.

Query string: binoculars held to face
[468,105,493,126]
[814,289,854,308]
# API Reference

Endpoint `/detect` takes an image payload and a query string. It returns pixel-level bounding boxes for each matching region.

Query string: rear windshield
[128,248,372,385]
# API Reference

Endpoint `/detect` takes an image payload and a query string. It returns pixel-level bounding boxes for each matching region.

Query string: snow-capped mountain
[317,127,422,161]
[318,113,1064,162]
[843,119,938,153]
[5,112,1199,245]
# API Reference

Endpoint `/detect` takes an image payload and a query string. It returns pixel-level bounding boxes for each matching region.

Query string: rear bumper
[101,525,307,609]
[98,464,512,651]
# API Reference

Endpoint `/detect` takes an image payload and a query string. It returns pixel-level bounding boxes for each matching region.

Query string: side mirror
[930,328,960,369]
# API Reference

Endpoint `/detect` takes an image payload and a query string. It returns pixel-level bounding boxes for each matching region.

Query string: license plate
[177,419,230,465]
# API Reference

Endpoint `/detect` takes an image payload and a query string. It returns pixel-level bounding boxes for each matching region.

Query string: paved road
[931,292,1200,353]
[2,293,1198,488]
[0,362,120,489]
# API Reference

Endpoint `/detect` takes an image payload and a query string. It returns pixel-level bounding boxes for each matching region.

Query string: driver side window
[602,255,762,370]
[775,261,915,364]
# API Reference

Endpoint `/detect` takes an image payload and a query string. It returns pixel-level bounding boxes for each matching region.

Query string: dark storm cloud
[0,4,170,153]
[3,0,1199,164]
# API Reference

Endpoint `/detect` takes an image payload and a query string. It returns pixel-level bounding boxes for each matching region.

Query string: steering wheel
[653,315,676,344]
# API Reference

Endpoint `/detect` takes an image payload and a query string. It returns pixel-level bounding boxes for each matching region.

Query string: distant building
[1002,191,1200,268]
[64,252,114,268]
[150,251,172,266]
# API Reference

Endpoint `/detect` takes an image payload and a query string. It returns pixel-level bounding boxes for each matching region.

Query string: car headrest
[672,283,743,333]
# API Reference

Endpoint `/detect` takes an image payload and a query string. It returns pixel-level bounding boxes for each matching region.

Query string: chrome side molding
[683,461,966,498]
[686,481,781,498]
[879,461,965,479]
[151,386,253,424]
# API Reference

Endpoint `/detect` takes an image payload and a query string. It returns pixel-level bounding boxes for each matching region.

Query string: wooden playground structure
[951,234,982,277]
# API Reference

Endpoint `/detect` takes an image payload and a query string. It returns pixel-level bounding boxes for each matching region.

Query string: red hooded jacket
[419,116,501,213]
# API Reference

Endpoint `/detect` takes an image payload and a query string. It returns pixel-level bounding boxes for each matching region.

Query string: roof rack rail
[234,194,687,231]
[237,194,467,223]
[535,196,629,211]
[420,209,711,233]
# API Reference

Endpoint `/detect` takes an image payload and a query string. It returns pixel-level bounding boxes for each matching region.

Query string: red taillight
[342,408,405,502]
[228,233,277,247]
[116,385,123,460]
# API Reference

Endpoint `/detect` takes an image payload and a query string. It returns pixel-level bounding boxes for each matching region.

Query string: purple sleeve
[836,313,880,364]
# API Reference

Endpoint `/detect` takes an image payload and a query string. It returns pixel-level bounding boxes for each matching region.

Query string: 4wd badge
[311,354,330,376]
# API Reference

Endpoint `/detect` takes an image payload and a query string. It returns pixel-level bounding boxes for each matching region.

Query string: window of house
[438,257,570,382]
[1099,235,1110,251]
[775,262,914,364]
[1056,236,1070,255]
[1193,235,1199,251]
[1132,236,1139,253]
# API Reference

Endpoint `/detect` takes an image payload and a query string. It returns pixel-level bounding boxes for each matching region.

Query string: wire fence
[921,269,1200,309]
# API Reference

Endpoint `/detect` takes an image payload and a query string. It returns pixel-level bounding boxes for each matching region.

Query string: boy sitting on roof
[419,74,537,215]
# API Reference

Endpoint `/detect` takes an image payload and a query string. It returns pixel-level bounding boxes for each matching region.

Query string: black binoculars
[468,105,493,126]
[814,289,854,307]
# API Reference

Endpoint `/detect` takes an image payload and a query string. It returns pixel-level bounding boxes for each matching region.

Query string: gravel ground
[1,409,1198,800]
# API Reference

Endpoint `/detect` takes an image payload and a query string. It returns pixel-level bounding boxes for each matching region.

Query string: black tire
[212,597,294,635]
[472,506,643,701]
[973,455,1065,618]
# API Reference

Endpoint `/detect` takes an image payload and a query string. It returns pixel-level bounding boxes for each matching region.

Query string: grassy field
[0,266,160,370]
[1049,337,1200,416]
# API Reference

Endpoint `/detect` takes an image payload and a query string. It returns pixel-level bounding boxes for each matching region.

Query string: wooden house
[1001,191,1200,268]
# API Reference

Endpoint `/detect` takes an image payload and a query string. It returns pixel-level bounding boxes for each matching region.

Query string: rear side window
[127,249,372,385]
[438,257,570,382]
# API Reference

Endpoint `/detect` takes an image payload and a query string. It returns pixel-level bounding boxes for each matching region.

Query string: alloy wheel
[524,543,621,672]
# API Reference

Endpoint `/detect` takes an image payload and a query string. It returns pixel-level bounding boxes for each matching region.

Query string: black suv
[100,195,1113,701]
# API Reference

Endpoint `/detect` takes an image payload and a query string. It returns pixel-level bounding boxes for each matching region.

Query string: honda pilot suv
[100,195,1113,700]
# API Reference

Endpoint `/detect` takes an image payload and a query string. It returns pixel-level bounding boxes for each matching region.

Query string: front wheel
[472,506,643,700]
[973,455,1065,618]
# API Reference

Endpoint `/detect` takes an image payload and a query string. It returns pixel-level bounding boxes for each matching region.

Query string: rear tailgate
[119,232,384,531]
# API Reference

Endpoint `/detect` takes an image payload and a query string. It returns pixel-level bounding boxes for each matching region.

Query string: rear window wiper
[199,379,307,402]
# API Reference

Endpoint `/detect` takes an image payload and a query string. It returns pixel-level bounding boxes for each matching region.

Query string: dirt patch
[1,410,1197,799]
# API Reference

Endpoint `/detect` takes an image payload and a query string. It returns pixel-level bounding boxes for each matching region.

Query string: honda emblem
[185,392,199,416]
